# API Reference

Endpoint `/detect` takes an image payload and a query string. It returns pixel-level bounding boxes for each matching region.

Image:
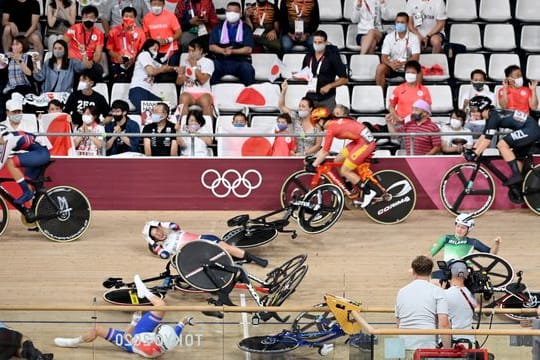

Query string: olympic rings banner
[36,156,535,211]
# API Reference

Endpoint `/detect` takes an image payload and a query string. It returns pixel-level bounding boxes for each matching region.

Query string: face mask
[77,81,90,91]
[395,23,407,33]
[151,113,163,123]
[233,123,245,128]
[472,82,484,91]
[53,49,64,58]
[188,123,200,132]
[9,114,22,123]
[405,73,417,83]
[149,49,158,58]
[277,124,288,132]
[82,114,94,124]
[411,113,422,122]
[513,77,523,88]
[122,17,135,28]
[298,110,309,118]
[225,11,240,23]
[113,114,123,122]
[450,118,462,129]
[313,43,326,53]
[83,19,95,28]
[151,6,163,15]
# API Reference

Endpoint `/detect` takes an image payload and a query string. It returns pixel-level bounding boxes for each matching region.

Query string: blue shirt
[209,21,254,61]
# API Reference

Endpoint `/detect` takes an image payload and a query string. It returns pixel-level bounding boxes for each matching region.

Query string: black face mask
[113,114,124,122]
[83,20,95,28]
[472,82,484,91]
[411,113,423,122]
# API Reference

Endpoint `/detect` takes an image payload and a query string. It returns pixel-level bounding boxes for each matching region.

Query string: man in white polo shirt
[407,0,447,53]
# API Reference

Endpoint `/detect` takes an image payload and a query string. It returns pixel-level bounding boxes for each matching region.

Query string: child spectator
[271,113,296,156]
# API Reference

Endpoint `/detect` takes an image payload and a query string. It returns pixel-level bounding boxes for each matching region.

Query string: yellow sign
[324,294,362,335]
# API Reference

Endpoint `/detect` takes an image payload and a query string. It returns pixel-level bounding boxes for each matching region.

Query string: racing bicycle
[0,161,91,242]
[223,183,345,248]
[281,157,416,224]
[440,145,540,217]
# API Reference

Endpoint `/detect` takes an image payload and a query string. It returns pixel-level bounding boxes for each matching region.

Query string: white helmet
[155,324,179,351]
[455,213,475,231]
[142,221,161,245]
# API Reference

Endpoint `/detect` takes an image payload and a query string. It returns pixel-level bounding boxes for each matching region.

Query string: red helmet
[310,107,331,126]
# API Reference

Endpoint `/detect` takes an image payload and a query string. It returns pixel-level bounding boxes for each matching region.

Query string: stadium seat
[373,149,392,157]
[493,85,503,107]
[93,83,109,102]
[110,83,135,111]
[457,84,472,109]
[426,85,453,113]
[21,114,39,133]
[419,54,449,82]
[283,84,308,110]
[248,83,281,113]
[351,85,385,113]
[449,24,482,51]
[213,0,228,20]
[212,83,245,112]
[520,26,540,53]
[282,53,305,74]
[483,24,516,52]
[349,54,380,82]
[385,85,396,110]
[153,83,178,108]
[319,0,342,21]
[251,53,280,82]
[381,0,407,21]
[488,53,520,81]
[342,0,356,21]
[335,85,351,109]
[129,115,142,128]
[479,0,511,21]
[345,24,361,52]
[526,55,540,81]
[516,0,540,22]
[453,53,486,82]
[318,24,345,50]
[250,115,277,134]
[446,0,478,21]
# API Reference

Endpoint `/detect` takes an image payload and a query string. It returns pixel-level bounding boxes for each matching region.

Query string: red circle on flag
[241,137,272,156]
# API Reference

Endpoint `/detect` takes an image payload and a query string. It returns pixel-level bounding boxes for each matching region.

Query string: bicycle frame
[311,161,357,198]
[280,323,346,348]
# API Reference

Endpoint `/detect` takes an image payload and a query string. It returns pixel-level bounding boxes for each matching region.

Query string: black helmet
[469,96,493,112]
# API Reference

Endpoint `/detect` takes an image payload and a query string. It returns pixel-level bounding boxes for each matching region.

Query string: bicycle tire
[34,186,92,242]
[263,254,307,290]
[292,303,336,334]
[297,184,344,234]
[440,163,495,217]
[238,335,299,354]
[0,196,8,237]
[498,292,540,322]
[462,253,515,288]
[265,265,308,306]
[523,165,540,215]
[363,170,417,224]
[103,288,164,305]
[222,226,278,248]
[280,170,330,211]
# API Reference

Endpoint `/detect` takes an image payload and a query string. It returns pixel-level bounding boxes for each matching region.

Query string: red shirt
[403,118,441,155]
[390,83,432,120]
[497,86,532,114]
[65,23,104,61]
[107,24,147,64]
[271,136,296,156]
[323,118,370,152]
[143,10,181,53]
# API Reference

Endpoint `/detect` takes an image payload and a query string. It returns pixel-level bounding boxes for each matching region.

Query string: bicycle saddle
[227,214,249,227]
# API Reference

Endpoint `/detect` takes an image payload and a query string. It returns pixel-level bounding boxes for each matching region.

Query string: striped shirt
[246,2,278,31]
[403,119,441,155]
[280,0,319,35]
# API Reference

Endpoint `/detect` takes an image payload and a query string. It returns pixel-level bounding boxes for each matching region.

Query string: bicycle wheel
[498,292,540,322]
[297,184,344,234]
[265,265,308,306]
[0,196,8,237]
[238,335,299,354]
[523,165,540,215]
[292,303,336,334]
[264,254,308,290]
[222,226,278,248]
[280,170,330,210]
[462,253,515,288]
[363,170,417,224]
[34,186,92,242]
[103,288,164,305]
[440,163,495,217]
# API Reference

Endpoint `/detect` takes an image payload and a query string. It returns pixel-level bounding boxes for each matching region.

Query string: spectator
[278,80,321,156]
[73,105,104,156]
[209,2,255,86]
[386,60,431,133]
[279,0,319,52]
[1,97,34,131]
[333,104,350,117]
[64,69,111,127]
[460,69,495,111]
[45,0,76,51]
[105,100,141,156]
[406,0,447,54]
[47,98,64,114]
[34,39,92,93]
[231,111,248,127]
[271,112,296,156]
[64,5,104,79]
[107,7,147,82]
[176,109,212,156]
[101,0,149,34]
[395,255,450,357]
[174,0,219,51]
[129,39,179,114]
[498,65,538,115]
[2,0,43,59]
[176,38,214,117]
[1,36,39,104]
[0,322,53,360]
[376,12,420,88]
[244,0,281,53]
[403,99,441,155]
[440,109,473,155]
[142,102,178,156]
[351,0,387,55]
[301,30,348,111]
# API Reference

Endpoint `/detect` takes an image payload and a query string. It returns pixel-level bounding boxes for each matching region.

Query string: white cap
[6,99,22,112]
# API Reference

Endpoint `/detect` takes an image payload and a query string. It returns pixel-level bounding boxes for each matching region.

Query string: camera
[436,260,493,298]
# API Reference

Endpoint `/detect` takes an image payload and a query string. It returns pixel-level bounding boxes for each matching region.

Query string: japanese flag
[39,113,76,156]
[235,83,279,108]
[292,66,313,81]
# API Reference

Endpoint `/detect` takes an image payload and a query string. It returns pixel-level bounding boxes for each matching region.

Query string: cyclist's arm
[429,235,447,257]
[471,135,491,157]
[312,147,329,167]
[470,238,491,253]
[491,236,501,254]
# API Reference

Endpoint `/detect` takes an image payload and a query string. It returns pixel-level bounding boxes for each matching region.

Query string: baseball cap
[450,261,469,279]
[412,99,432,116]
[6,99,23,112]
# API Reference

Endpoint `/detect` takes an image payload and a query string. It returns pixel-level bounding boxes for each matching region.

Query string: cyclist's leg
[133,274,166,319]
[342,141,379,207]
[207,234,268,268]
[54,325,119,349]
[8,146,50,204]
[500,127,539,185]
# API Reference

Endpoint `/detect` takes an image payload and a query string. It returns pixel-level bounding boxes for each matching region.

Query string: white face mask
[82,114,94,125]
[405,73,417,83]
[313,43,326,53]
[298,110,310,118]
[9,114,23,123]
[450,118,462,129]
[151,6,163,15]
[149,49,158,58]
[77,81,90,91]
[225,11,240,23]
[513,77,524,88]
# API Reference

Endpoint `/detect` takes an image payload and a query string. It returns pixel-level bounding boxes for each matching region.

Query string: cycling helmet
[455,213,475,231]
[142,221,160,246]
[155,324,179,351]
[468,96,493,112]
[309,106,331,126]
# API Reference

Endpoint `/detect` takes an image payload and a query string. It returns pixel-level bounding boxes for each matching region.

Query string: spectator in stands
[232,111,248,127]
[386,60,431,133]
[2,0,43,60]
[64,5,104,79]
[142,102,178,156]
[271,112,296,156]
[73,105,104,156]
[279,0,319,52]
[209,2,255,86]
[406,0,447,54]
[376,12,420,89]
[244,0,281,52]
[440,109,473,155]
[101,0,149,34]
[333,104,350,117]
[143,0,182,82]
[403,99,441,155]
[1,36,39,101]
[2,97,29,131]
[47,98,64,114]
[176,38,214,117]
[498,65,538,115]
[461,69,495,111]
[34,39,92,93]
[279,80,321,156]
[0,322,53,360]
[107,7,147,82]
[176,108,212,156]
[105,100,141,156]
[129,39,179,113]
[351,0,387,55]
[175,0,219,51]
[301,30,348,111]
[64,69,111,127]
[45,0,76,52]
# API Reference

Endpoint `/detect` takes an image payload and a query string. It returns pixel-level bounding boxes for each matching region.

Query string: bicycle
[0,160,91,242]
[223,183,345,248]
[102,240,309,323]
[281,156,417,224]
[440,144,540,217]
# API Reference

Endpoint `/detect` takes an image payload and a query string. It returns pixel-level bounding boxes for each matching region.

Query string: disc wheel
[0,197,8,236]
[238,335,299,354]
[222,226,277,248]
[462,253,515,288]
[297,184,344,234]
[523,165,540,215]
[440,163,495,217]
[103,288,164,305]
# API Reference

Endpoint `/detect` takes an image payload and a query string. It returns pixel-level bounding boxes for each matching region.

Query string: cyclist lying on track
[0,322,53,360]
[0,127,50,205]
[55,275,193,358]
[464,96,540,185]
[142,221,268,267]
[307,107,380,208]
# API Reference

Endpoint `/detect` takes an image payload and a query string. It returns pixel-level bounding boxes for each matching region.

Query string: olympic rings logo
[201,169,263,198]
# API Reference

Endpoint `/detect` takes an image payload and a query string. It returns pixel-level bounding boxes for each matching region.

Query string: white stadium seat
[283,84,308,111]
[349,54,380,82]
[526,55,540,81]
[426,85,453,113]
[110,83,135,111]
[449,24,482,51]
[93,83,109,103]
[335,85,351,109]
[453,54,486,82]
[520,26,540,53]
[351,85,385,113]
[153,83,178,108]
[251,53,281,81]
[319,0,342,21]
[282,53,305,74]
[345,24,361,52]
[488,53,520,81]
[419,54,449,82]
[483,24,516,52]
[318,24,345,50]
[479,0,511,21]
[516,0,540,22]
[446,0,478,21]
[212,83,245,112]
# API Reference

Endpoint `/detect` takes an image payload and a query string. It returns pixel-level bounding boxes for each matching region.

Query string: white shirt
[180,56,214,94]
[381,30,421,62]
[350,0,385,34]
[441,125,474,149]
[180,127,212,157]
[460,85,496,108]
[445,286,476,343]
[131,51,161,94]
[406,0,447,37]
[75,124,105,156]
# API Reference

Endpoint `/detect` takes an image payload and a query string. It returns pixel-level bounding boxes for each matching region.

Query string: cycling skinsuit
[10,131,50,180]
[430,235,491,262]
[161,230,220,255]
[483,109,540,152]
